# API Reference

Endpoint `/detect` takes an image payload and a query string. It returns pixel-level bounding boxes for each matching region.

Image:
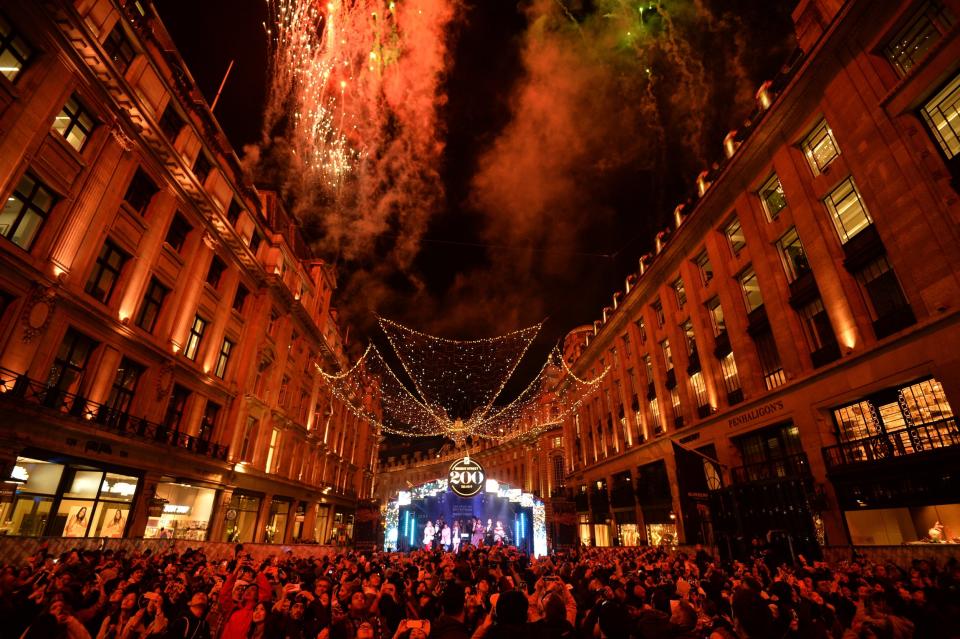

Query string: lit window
[689,371,709,410]
[0,14,34,81]
[681,320,697,356]
[648,398,662,433]
[52,95,96,151]
[672,278,687,309]
[759,173,787,220]
[801,119,840,175]
[652,299,664,327]
[725,218,746,255]
[643,355,654,385]
[695,251,713,286]
[707,298,725,336]
[777,227,809,282]
[184,314,207,361]
[739,267,763,313]
[636,317,646,343]
[661,339,673,372]
[214,338,233,379]
[754,330,785,390]
[0,173,56,251]
[719,352,742,400]
[85,240,128,303]
[265,428,280,472]
[884,1,955,77]
[921,71,960,161]
[136,277,168,333]
[824,177,872,243]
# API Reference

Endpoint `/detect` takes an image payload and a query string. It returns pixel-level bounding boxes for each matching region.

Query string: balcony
[822,418,960,473]
[731,452,810,485]
[0,367,229,461]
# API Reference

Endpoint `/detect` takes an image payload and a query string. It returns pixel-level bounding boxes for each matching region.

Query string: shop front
[144,482,217,540]
[222,491,262,542]
[637,460,675,546]
[613,509,640,546]
[2,455,139,537]
[265,497,292,543]
[315,503,332,543]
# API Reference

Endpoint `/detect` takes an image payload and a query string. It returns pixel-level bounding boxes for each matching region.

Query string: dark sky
[156,0,797,430]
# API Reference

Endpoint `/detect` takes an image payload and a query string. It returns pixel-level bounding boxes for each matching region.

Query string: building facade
[0,0,378,544]
[559,0,960,556]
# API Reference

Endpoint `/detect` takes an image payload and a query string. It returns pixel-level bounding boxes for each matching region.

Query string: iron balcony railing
[731,452,810,485]
[0,366,228,461]
[822,418,960,472]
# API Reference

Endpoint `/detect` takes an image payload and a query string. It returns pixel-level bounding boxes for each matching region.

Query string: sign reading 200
[448,457,485,497]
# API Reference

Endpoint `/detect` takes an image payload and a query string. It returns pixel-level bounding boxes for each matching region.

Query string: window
[136,277,168,332]
[672,278,687,309]
[268,309,280,336]
[214,338,233,379]
[661,340,673,371]
[122,168,157,215]
[48,329,98,393]
[643,355,655,386]
[164,213,192,252]
[798,298,838,359]
[265,428,280,472]
[184,315,207,361]
[884,1,955,76]
[689,371,709,411]
[855,255,914,337]
[759,173,787,220]
[802,119,840,175]
[681,320,697,356]
[226,199,241,226]
[669,387,682,424]
[777,227,809,282]
[233,284,249,313]
[552,456,564,486]
[103,23,136,73]
[824,177,872,243]
[106,358,143,414]
[920,71,960,161]
[0,14,34,81]
[725,218,746,255]
[199,401,220,441]
[707,298,725,336]
[720,352,742,398]
[636,317,647,344]
[739,268,763,313]
[279,375,290,408]
[206,255,226,288]
[52,95,96,152]
[652,299,664,327]
[833,377,954,443]
[649,398,662,433]
[754,330,786,390]
[193,152,212,184]
[163,384,191,431]
[158,102,185,141]
[1,173,56,250]
[85,240,128,303]
[240,416,257,462]
[249,230,262,254]
[695,251,713,285]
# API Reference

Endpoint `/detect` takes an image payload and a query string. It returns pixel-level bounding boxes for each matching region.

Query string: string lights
[316,319,609,445]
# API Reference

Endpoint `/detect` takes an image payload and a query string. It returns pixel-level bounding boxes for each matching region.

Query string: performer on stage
[485,518,494,546]
[452,521,461,552]
[493,520,506,544]
[440,522,451,550]
[471,518,484,546]
[423,520,435,550]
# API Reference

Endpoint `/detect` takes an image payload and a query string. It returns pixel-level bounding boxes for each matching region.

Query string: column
[207,487,234,543]
[127,471,164,538]
[254,493,274,543]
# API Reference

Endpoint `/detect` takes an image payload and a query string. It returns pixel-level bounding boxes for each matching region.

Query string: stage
[384,477,547,556]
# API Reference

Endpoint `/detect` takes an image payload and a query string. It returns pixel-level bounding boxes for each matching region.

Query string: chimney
[756,81,774,111]
[723,130,740,158]
[673,204,686,229]
[696,170,711,197]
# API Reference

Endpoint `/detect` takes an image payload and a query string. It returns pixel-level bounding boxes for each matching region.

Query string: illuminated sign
[163,504,191,514]
[448,457,485,497]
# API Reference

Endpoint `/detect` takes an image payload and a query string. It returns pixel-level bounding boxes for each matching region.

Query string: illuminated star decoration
[316,318,609,445]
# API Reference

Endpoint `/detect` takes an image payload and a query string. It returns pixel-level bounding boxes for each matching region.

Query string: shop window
[754,329,786,390]
[53,95,96,152]
[736,422,803,468]
[0,14,34,81]
[56,468,137,538]
[854,255,914,338]
[695,250,713,285]
[725,218,746,256]
[164,212,192,252]
[833,377,955,444]
[48,328,98,395]
[136,277,168,333]
[103,23,136,73]
[224,492,261,543]
[739,267,763,313]
[884,1,954,77]
[920,70,960,175]
[673,277,687,309]
[707,297,725,336]
[759,173,787,220]
[206,255,226,289]
[158,102,185,142]
[214,337,233,379]
[266,499,291,543]
[85,239,129,303]
[122,168,157,215]
[777,227,809,282]
[106,357,144,415]
[163,384,191,431]
[146,482,215,540]
[824,177,872,244]
[1,172,56,251]
[184,314,207,361]
[3,458,62,537]
[802,119,840,175]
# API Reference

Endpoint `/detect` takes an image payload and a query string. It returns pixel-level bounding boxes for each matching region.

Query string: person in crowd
[423,522,436,551]
[452,522,461,554]
[441,524,452,552]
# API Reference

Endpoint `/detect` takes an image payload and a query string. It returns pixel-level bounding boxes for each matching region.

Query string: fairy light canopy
[317,318,608,444]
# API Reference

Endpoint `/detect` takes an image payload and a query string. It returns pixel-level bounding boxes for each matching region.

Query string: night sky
[156,0,798,426]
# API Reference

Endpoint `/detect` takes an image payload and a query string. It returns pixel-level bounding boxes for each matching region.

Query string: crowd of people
[3,540,959,639]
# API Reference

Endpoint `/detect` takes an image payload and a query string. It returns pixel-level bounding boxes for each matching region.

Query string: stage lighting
[485,478,499,493]
[398,491,411,505]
